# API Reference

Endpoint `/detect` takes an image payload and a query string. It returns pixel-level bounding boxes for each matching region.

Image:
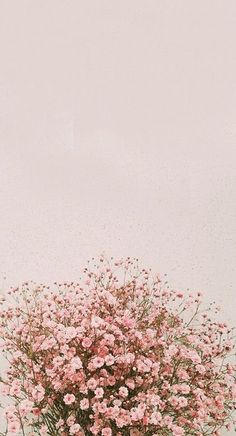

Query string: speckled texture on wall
[0,1,236,434]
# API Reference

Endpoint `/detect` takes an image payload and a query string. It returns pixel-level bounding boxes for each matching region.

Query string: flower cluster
[0,256,235,435]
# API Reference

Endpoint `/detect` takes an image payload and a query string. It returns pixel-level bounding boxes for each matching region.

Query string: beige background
[0,1,236,433]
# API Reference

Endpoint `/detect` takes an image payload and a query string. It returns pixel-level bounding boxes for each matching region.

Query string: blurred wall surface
[0,1,236,433]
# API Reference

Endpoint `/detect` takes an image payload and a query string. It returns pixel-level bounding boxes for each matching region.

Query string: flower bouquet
[0,256,235,435]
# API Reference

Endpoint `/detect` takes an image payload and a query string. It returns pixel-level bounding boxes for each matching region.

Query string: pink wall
[0,2,235,317]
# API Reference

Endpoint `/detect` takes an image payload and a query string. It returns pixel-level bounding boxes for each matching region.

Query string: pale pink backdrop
[0,1,236,432]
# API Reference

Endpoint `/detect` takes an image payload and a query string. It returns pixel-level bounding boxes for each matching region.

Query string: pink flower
[94,387,104,398]
[97,401,107,413]
[177,368,190,381]
[32,384,45,402]
[70,423,81,434]
[0,382,9,396]
[80,398,89,410]
[8,421,21,433]
[56,419,64,429]
[150,411,162,424]
[105,354,115,366]
[92,356,104,368]
[63,394,76,405]
[9,380,21,396]
[196,364,206,374]
[91,316,103,328]
[178,396,188,408]
[172,425,185,435]
[67,416,76,426]
[87,378,98,390]
[18,399,34,417]
[125,379,135,389]
[119,386,128,397]
[82,337,92,348]
[169,395,180,408]
[101,428,112,436]
[40,425,48,435]
[71,356,83,370]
